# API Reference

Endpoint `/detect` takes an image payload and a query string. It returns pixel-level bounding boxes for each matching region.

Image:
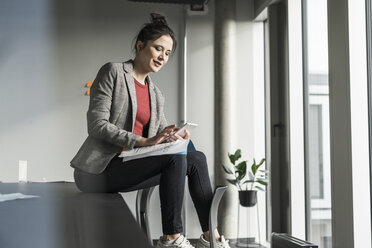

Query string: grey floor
[224,239,267,248]
[153,239,267,248]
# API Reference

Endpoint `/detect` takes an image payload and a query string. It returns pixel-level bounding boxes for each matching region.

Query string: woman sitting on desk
[71,13,230,248]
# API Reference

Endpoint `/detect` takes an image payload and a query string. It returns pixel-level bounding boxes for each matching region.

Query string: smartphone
[163,122,198,143]
[173,122,198,137]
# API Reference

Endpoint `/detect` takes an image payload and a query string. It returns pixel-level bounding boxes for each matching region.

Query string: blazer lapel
[147,76,157,137]
[123,61,137,131]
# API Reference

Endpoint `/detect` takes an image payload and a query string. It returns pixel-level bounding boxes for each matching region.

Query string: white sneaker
[156,235,195,248]
[195,234,231,248]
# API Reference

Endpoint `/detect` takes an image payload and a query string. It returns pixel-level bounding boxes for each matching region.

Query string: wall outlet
[18,160,28,182]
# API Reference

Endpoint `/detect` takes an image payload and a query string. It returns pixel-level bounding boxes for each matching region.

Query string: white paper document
[119,139,190,162]
[0,193,40,202]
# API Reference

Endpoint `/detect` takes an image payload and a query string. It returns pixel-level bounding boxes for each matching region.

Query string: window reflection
[304,0,332,247]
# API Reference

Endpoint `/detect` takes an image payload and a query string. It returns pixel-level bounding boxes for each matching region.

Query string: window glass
[304,0,332,247]
[349,0,371,246]
[309,104,324,199]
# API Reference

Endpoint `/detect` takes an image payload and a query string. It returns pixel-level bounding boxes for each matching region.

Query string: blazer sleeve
[87,63,140,149]
[156,90,168,134]
[158,110,168,134]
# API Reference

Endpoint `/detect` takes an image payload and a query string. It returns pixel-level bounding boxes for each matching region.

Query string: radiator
[271,233,318,248]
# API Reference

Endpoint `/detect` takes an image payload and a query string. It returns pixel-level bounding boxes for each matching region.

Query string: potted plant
[221,149,268,207]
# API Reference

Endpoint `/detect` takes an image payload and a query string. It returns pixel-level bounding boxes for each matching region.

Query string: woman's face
[135,34,173,73]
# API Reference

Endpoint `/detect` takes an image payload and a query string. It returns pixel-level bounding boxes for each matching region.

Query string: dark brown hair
[134,13,177,54]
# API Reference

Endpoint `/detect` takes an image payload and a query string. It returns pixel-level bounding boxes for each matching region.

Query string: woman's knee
[165,154,187,170]
[187,151,209,174]
[187,151,207,165]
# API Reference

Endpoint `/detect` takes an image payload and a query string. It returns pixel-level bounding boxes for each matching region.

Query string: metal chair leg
[137,185,227,247]
[135,187,155,246]
[135,189,143,228]
[209,186,228,248]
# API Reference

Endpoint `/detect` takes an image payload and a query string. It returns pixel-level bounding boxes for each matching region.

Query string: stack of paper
[0,193,40,202]
[119,139,190,162]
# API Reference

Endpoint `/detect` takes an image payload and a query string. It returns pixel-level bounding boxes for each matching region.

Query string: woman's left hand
[172,129,190,141]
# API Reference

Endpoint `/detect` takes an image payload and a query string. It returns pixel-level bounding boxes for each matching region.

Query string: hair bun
[150,13,168,26]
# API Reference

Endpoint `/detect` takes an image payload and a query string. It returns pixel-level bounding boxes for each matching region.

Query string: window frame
[366,0,372,243]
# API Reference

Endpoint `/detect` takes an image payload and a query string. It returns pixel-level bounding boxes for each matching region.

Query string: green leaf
[228,149,242,165]
[242,180,254,184]
[235,171,240,178]
[255,185,266,191]
[226,179,240,187]
[256,172,268,178]
[256,177,269,182]
[235,161,247,181]
[251,160,257,175]
[254,158,265,173]
[221,164,234,175]
[228,153,236,165]
[235,161,247,172]
[236,171,246,181]
[234,149,242,161]
[257,158,265,167]
[257,179,268,186]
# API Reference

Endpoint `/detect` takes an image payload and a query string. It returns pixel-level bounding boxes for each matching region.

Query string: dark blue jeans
[74,151,214,235]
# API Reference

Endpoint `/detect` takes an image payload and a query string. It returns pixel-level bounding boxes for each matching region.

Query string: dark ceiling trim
[254,0,282,20]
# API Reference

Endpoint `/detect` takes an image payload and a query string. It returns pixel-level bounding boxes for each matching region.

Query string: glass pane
[304,0,332,247]
[309,105,324,199]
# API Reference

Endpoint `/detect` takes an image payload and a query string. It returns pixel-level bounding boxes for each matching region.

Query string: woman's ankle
[203,229,221,242]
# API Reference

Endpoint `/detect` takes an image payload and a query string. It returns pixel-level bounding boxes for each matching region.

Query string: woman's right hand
[135,125,176,147]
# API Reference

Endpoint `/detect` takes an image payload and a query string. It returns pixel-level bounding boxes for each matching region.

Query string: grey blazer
[70,60,168,174]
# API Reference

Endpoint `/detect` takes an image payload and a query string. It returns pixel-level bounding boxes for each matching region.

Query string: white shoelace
[216,238,230,248]
[178,237,194,248]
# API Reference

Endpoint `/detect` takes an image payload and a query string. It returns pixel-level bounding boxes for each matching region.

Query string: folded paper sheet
[119,139,190,162]
[0,193,40,202]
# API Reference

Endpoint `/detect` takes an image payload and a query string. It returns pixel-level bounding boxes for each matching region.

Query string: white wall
[0,0,183,182]
[183,5,216,237]
[0,0,258,240]
[183,0,260,238]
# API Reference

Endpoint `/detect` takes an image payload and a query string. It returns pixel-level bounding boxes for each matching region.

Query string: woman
[71,13,230,248]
